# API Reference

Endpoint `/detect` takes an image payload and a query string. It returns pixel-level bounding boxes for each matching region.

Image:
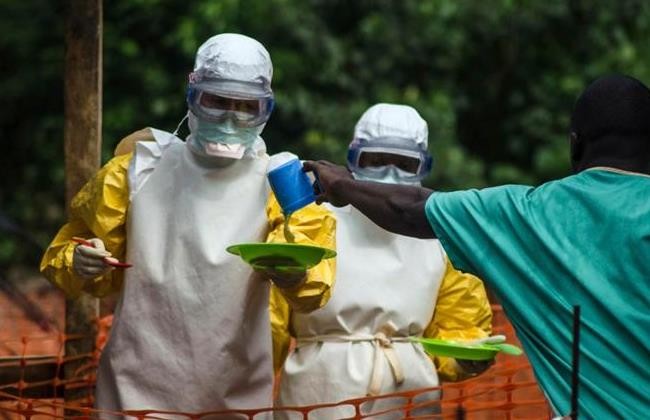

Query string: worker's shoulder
[109,126,183,167]
[474,174,585,203]
[87,128,156,180]
[114,127,156,156]
[521,171,597,201]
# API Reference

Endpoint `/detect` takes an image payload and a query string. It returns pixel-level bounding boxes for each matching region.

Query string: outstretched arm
[304,160,436,239]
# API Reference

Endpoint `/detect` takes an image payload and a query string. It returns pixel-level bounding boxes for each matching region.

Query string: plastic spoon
[462,335,523,356]
[466,335,506,345]
[485,343,523,356]
[71,237,133,268]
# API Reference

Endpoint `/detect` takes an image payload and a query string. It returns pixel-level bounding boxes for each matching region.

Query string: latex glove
[455,335,505,375]
[72,238,117,280]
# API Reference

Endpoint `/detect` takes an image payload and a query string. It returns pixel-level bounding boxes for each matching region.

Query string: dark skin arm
[304,160,437,239]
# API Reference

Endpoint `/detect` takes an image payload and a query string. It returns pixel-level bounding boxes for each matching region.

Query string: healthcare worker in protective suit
[271,104,493,418]
[40,33,335,417]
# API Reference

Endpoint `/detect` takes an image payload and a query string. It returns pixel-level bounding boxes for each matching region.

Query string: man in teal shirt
[304,75,650,418]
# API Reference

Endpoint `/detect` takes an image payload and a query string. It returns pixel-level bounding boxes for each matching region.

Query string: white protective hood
[193,33,273,92]
[353,103,428,149]
[187,33,273,159]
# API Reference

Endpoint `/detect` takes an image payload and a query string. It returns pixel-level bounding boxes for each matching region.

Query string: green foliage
[2,0,650,266]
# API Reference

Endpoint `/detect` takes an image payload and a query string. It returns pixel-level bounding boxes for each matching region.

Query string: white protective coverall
[40,34,335,419]
[271,104,492,419]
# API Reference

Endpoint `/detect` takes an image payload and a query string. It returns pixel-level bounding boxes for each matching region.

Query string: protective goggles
[186,74,274,127]
[347,137,432,181]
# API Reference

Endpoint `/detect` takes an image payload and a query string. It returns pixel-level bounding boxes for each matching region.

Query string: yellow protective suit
[271,256,492,383]
[40,130,336,312]
[41,127,336,415]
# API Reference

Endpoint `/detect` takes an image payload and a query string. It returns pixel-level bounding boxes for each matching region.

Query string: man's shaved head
[570,74,650,174]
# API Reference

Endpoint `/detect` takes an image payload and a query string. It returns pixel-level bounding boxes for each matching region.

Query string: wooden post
[64,0,103,406]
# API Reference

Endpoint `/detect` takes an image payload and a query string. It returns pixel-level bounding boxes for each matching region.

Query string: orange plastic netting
[0,304,552,419]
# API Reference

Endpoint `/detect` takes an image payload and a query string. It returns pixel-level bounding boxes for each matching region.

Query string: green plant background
[1,0,649,268]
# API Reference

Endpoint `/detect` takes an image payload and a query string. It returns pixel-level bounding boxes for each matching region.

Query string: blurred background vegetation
[1,0,650,269]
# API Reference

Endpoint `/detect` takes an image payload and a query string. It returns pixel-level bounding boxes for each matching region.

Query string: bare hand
[302,160,354,207]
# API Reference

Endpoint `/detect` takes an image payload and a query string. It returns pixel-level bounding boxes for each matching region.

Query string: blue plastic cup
[268,154,316,215]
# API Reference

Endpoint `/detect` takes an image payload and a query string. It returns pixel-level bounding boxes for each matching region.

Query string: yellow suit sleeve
[267,195,336,371]
[265,194,336,314]
[39,153,132,299]
[424,258,493,382]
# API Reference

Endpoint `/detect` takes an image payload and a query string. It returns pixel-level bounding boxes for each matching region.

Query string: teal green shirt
[425,168,650,419]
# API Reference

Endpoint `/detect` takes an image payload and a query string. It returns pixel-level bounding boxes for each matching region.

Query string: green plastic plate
[413,337,501,361]
[226,242,336,271]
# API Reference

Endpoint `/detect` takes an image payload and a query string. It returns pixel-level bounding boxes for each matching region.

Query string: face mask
[352,166,422,186]
[188,112,264,159]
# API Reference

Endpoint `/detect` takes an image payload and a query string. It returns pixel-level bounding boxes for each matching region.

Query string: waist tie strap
[296,323,414,396]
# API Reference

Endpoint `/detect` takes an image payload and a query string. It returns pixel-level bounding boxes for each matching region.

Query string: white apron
[276,205,447,419]
[96,129,273,418]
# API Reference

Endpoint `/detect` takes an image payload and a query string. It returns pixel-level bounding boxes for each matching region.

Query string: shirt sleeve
[423,257,493,382]
[39,153,132,299]
[424,185,533,282]
[265,194,337,314]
